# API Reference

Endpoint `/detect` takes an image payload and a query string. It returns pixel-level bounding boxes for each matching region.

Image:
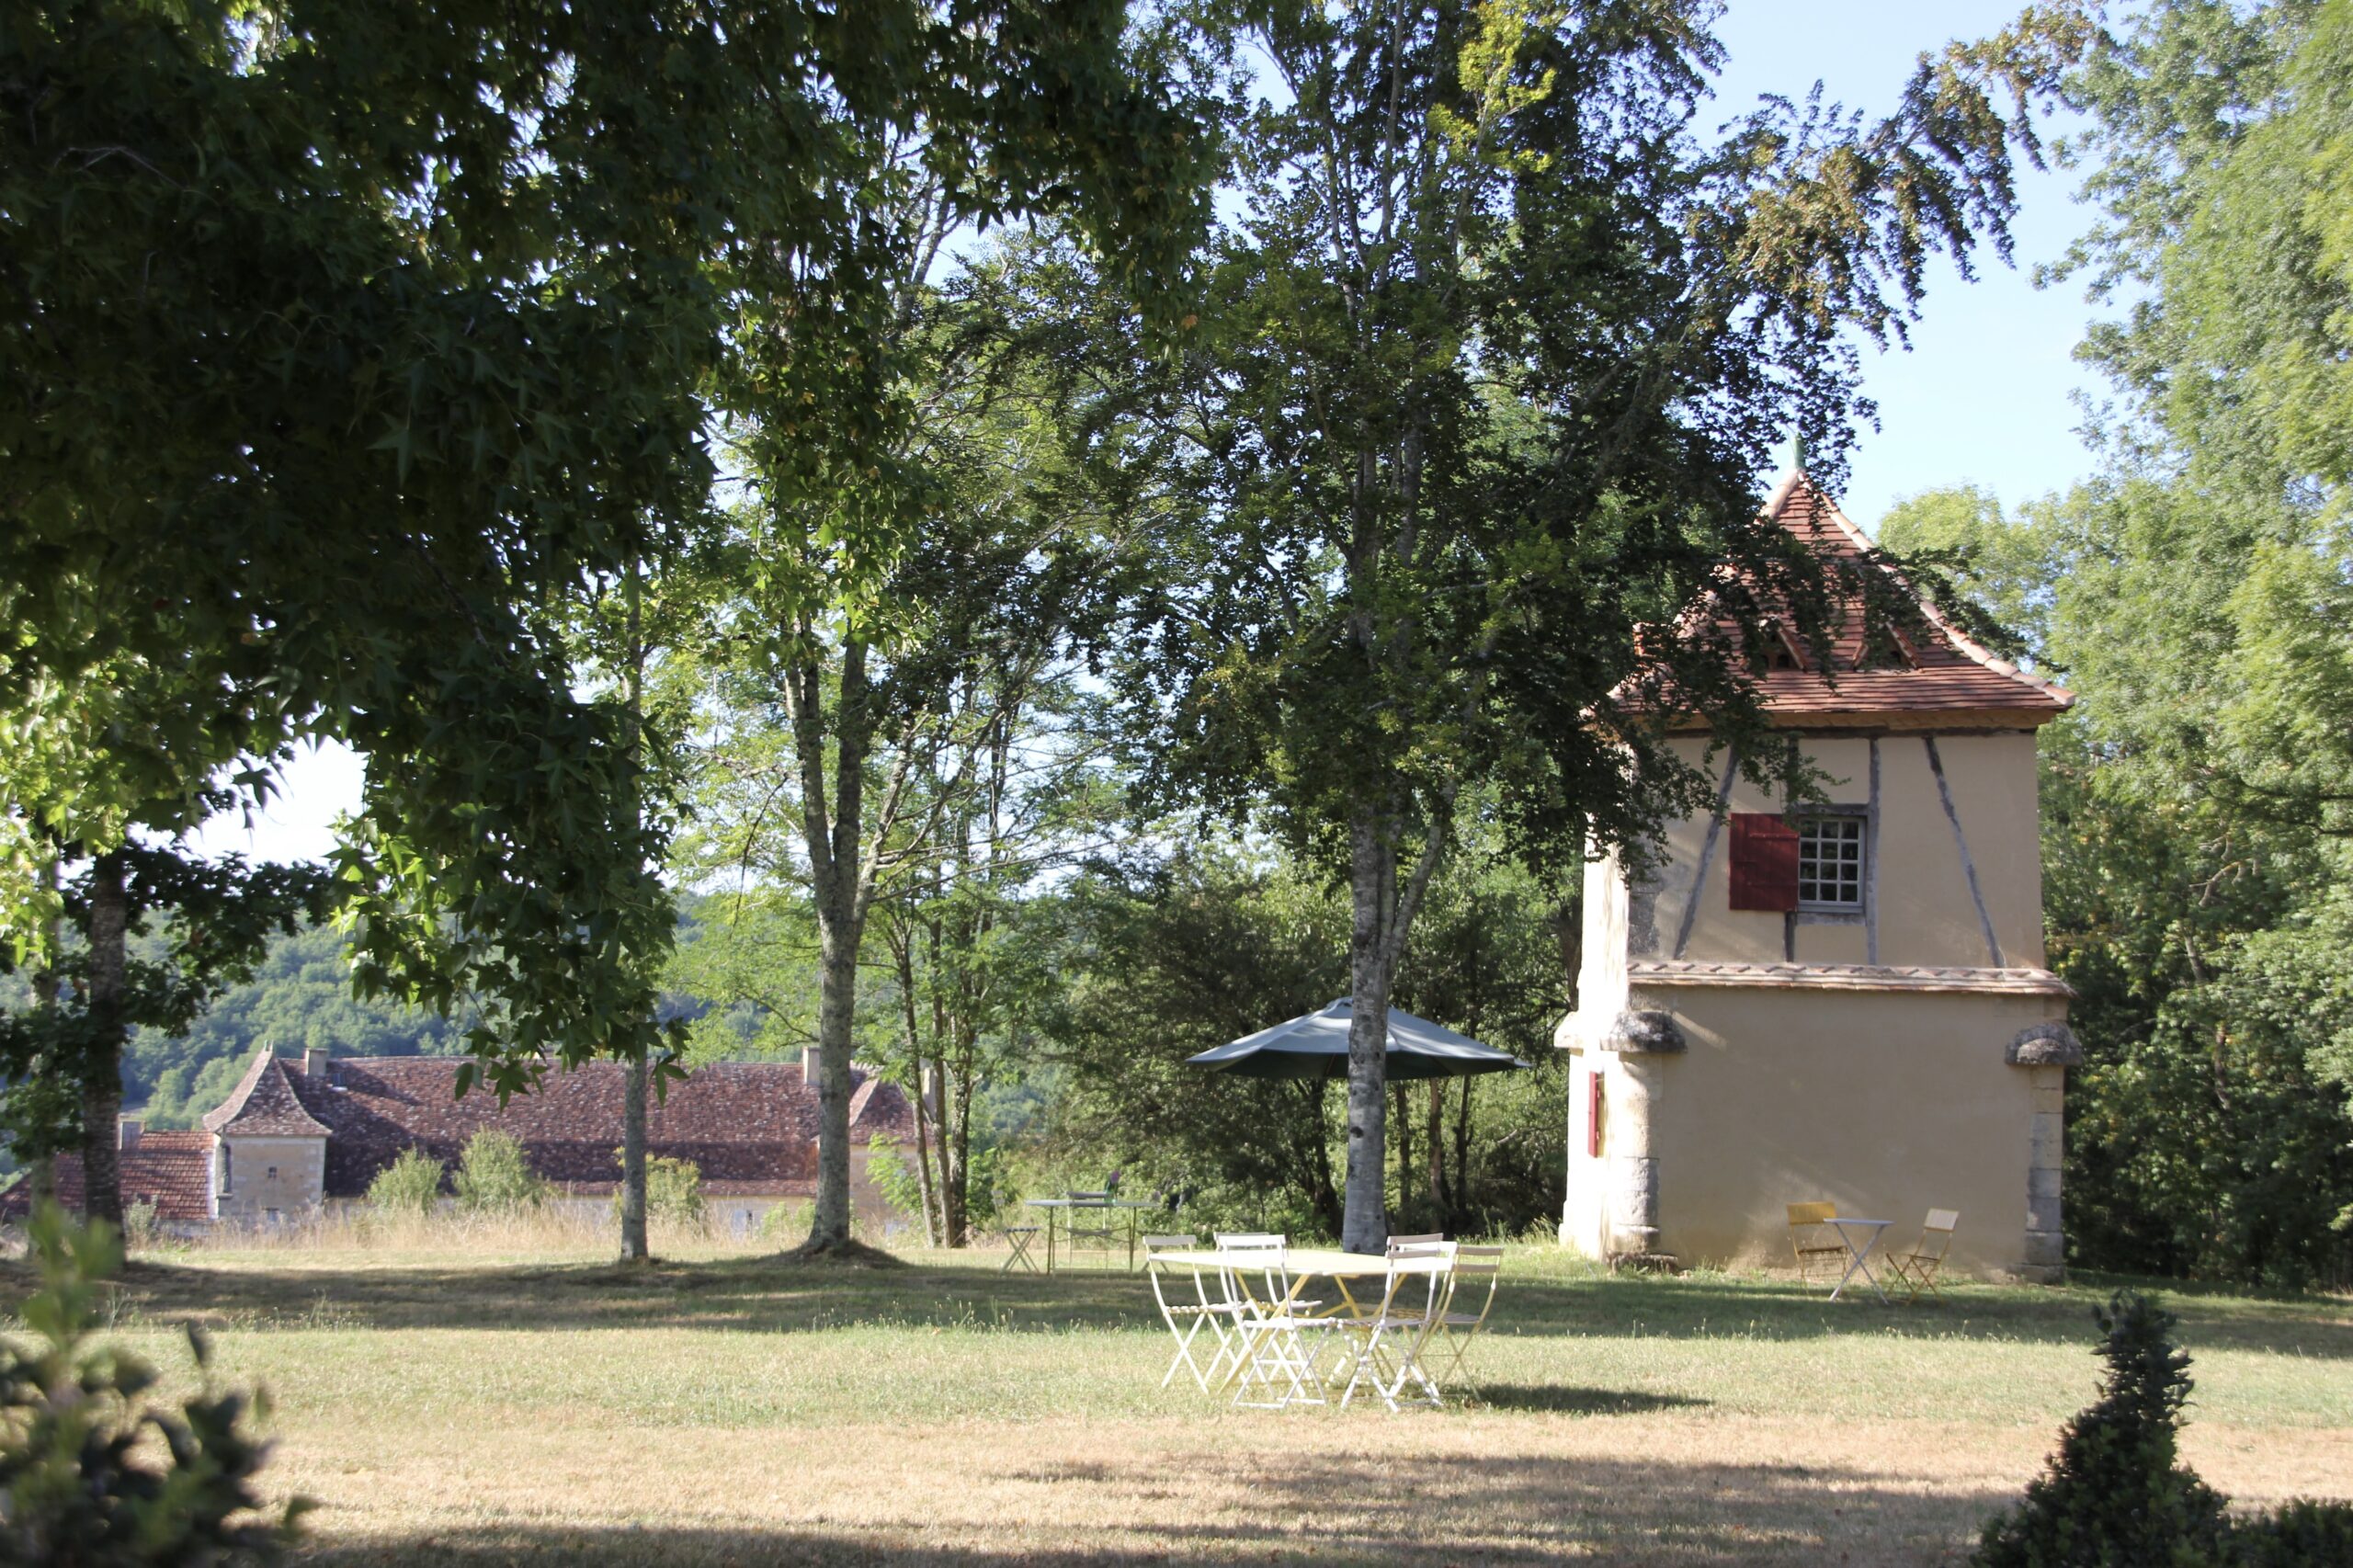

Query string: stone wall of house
[215,1134,326,1222]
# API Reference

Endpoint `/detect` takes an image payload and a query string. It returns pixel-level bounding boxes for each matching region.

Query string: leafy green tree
[365,1148,447,1219]
[0,845,331,1223]
[451,1131,547,1215]
[1113,1,2095,1249]
[1,0,1217,1223]
[0,1204,306,1565]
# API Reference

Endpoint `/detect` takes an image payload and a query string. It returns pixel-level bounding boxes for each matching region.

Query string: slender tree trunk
[785,637,877,1256]
[615,558,653,1265]
[807,901,862,1248]
[1427,1080,1447,1217]
[619,1052,651,1262]
[1342,812,1396,1253]
[1307,1081,1343,1238]
[1452,1075,1474,1227]
[28,866,60,1206]
[1391,1080,1413,1223]
[79,850,129,1229]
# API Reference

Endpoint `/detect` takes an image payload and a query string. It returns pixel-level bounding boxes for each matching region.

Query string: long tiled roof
[225,1055,911,1200]
[1656,472,2074,730]
[0,1131,214,1223]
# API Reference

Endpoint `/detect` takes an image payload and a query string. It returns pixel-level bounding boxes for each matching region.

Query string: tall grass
[170,1199,915,1260]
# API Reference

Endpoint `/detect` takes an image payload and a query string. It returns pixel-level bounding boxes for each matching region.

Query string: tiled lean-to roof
[221,1054,913,1200]
[0,1131,215,1224]
[1645,471,2075,732]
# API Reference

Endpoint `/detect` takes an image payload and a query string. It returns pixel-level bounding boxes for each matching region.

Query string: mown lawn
[7,1235,2349,1565]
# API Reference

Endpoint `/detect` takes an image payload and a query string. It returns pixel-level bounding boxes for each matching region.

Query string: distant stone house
[9,1053,914,1234]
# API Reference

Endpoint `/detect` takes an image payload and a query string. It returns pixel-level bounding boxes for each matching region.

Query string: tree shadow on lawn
[13,1252,2346,1360]
[293,1449,2014,1567]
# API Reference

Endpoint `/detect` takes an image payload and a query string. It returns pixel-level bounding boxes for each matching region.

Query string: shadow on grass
[6,1251,2345,1360]
[1466,1383,1711,1415]
[294,1449,2017,1566]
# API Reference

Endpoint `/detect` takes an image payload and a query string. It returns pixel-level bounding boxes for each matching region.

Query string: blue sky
[200,2,2119,866]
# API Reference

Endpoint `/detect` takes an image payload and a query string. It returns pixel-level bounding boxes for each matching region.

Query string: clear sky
[196,1,2116,868]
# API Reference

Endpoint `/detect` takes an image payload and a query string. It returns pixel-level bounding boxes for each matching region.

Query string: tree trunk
[1391,1080,1414,1224]
[1427,1080,1447,1218]
[1341,813,1396,1253]
[1452,1074,1474,1229]
[79,850,129,1229]
[28,873,59,1207]
[618,1051,650,1263]
[806,904,861,1249]
[783,636,877,1257]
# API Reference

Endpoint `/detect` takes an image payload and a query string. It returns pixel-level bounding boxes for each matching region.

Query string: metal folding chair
[1335,1243,1449,1411]
[998,1224,1041,1274]
[1786,1201,1844,1285]
[1144,1233,1242,1392]
[1216,1242,1325,1408]
[1884,1210,1960,1303]
[1425,1244,1502,1397]
[1065,1191,1116,1263]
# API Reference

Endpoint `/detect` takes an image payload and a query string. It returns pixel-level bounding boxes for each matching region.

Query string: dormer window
[1753,621,1806,673]
[1855,619,1915,671]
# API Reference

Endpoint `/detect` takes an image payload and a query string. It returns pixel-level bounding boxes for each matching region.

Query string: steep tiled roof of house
[202,1051,331,1137]
[235,1055,909,1200]
[0,1131,214,1223]
[1649,471,2075,731]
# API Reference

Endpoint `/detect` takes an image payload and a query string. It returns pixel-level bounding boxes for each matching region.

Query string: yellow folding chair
[1787,1202,1845,1286]
[1425,1243,1503,1399]
[1883,1210,1960,1303]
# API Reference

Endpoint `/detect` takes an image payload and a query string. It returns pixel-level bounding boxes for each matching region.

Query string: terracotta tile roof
[202,1051,331,1137]
[228,1055,909,1200]
[0,1131,214,1223]
[1652,472,2075,730]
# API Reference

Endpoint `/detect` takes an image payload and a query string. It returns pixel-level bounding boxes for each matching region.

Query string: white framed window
[1796,815,1865,911]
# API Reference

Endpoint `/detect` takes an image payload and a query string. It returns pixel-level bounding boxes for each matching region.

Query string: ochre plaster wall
[1569,986,2061,1278]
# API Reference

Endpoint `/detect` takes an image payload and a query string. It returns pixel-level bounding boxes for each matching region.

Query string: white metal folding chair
[1216,1241,1324,1408]
[1336,1242,1449,1411]
[1425,1244,1503,1397]
[1144,1233,1241,1392]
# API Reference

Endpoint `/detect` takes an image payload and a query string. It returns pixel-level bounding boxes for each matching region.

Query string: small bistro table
[1023,1197,1162,1272]
[1823,1216,1895,1303]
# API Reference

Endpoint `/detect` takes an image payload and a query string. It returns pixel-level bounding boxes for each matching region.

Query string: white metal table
[1824,1217,1894,1302]
[1023,1197,1160,1272]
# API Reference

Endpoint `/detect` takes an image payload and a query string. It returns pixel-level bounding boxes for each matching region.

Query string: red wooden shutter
[1586,1071,1604,1157]
[1728,812,1800,912]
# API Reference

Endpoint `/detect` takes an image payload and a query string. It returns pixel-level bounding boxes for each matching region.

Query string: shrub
[1976,1291,2229,1566]
[121,1197,164,1252]
[758,1200,809,1246]
[451,1131,548,1213]
[365,1147,447,1217]
[1975,1291,2351,1566]
[613,1153,706,1231]
[0,1203,307,1564]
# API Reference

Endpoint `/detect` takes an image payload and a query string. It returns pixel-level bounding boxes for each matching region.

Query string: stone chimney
[118,1117,142,1152]
[303,1048,331,1081]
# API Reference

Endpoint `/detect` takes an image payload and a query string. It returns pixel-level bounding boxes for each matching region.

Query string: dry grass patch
[3,1240,2347,1564]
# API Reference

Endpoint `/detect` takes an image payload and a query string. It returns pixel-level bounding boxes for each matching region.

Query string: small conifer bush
[1976,1290,2353,1566]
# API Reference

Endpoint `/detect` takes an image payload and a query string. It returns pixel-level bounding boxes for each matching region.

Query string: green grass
[6,1237,2348,1565]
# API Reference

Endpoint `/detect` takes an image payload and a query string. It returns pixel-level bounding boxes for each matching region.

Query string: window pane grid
[1797,816,1865,909]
